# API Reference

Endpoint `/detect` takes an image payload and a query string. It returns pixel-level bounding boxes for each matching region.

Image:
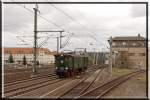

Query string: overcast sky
[3,0,147,52]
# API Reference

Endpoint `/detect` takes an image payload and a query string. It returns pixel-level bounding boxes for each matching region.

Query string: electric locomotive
[54,49,88,78]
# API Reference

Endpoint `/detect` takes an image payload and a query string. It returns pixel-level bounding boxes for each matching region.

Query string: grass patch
[112,67,134,77]
[137,73,146,83]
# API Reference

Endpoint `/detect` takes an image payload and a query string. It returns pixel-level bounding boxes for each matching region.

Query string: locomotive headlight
[61,60,63,63]
[65,67,68,70]
[55,67,58,69]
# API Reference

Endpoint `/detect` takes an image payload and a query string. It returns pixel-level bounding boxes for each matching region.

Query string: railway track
[13,79,76,98]
[4,64,54,71]
[38,66,106,98]
[4,76,61,97]
[4,73,57,87]
[4,72,56,84]
[4,67,55,83]
[59,68,105,98]
[4,64,100,85]
[76,70,145,98]
[86,64,107,73]
[4,66,55,75]
[4,65,106,98]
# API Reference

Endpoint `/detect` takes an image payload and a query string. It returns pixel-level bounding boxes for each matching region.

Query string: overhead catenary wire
[10,0,72,34]
[46,1,109,50]
[14,3,64,30]
[16,35,33,46]
[8,1,109,50]
[10,0,73,49]
[61,33,74,48]
[48,0,109,38]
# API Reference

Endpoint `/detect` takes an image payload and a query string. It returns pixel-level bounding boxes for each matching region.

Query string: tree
[23,55,27,65]
[8,54,14,63]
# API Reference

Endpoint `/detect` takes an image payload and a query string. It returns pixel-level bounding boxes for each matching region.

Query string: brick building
[108,34,146,69]
[4,47,57,64]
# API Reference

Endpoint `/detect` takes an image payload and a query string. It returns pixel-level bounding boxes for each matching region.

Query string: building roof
[112,36,145,41]
[4,47,57,55]
[108,34,146,41]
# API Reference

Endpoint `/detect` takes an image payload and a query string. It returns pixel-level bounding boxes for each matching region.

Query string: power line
[11,0,69,31]
[47,2,108,50]
[61,33,74,48]
[48,0,109,37]
[8,1,108,50]
[17,4,64,30]
[16,36,32,46]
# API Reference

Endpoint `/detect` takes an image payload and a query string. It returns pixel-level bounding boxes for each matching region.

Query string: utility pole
[114,52,115,68]
[93,48,96,65]
[33,5,38,75]
[103,53,105,64]
[101,53,103,64]
[96,52,99,65]
[57,37,59,53]
[60,31,63,49]
[109,36,113,77]
[95,52,96,65]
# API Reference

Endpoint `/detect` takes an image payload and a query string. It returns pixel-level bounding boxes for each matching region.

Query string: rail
[76,70,145,98]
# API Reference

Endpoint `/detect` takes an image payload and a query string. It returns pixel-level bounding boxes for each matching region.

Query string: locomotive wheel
[67,71,70,77]
[73,70,76,77]
[59,74,61,78]
[71,70,73,77]
[58,72,62,78]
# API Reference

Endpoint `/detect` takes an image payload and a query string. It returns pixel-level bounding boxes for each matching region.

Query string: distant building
[108,34,146,69]
[4,47,57,65]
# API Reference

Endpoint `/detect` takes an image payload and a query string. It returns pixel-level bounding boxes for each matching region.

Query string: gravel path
[103,72,146,98]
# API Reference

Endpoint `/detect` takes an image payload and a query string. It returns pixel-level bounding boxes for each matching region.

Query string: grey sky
[3,1,147,52]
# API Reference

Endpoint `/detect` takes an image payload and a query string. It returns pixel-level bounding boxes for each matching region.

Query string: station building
[108,34,146,69]
[4,47,57,65]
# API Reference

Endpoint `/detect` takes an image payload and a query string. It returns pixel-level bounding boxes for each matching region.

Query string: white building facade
[4,48,56,65]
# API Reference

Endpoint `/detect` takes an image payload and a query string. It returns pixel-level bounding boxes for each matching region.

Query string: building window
[7,50,11,53]
[122,42,126,46]
[18,51,21,53]
[112,42,116,46]
[6,50,9,53]
[133,43,136,46]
